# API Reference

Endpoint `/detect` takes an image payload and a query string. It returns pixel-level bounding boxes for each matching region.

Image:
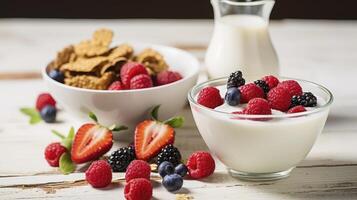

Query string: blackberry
[254,80,270,94]
[157,144,182,167]
[108,146,136,172]
[227,71,245,88]
[291,92,317,107]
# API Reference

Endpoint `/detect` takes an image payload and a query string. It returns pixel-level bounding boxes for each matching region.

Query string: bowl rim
[42,43,200,93]
[188,76,334,119]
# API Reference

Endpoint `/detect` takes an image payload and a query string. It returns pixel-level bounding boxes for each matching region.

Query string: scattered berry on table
[36,93,56,111]
[254,80,270,94]
[197,86,223,109]
[44,142,67,167]
[186,151,215,179]
[225,87,241,106]
[108,81,125,90]
[239,83,265,103]
[261,75,279,89]
[156,70,183,86]
[157,144,182,167]
[124,178,153,200]
[48,69,65,83]
[291,92,317,107]
[245,98,272,115]
[158,161,175,178]
[40,105,57,123]
[175,163,188,177]
[287,105,307,114]
[108,146,136,172]
[135,120,174,161]
[129,74,153,89]
[85,160,112,188]
[227,70,245,88]
[162,173,184,192]
[125,160,151,182]
[277,80,303,97]
[120,62,149,87]
[267,87,291,112]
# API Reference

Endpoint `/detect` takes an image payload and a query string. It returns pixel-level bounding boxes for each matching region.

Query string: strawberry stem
[151,105,161,121]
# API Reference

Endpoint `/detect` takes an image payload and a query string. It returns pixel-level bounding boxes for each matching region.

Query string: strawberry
[134,106,184,161]
[71,113,127,164]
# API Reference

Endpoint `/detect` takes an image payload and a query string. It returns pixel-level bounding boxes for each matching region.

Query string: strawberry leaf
[88,112,98,123]
[164,116,184,128]
[111,125,128,132]
[51,130,66,139]
[62,127,75,151]
[59,152,75,175]
[20,107,42,125]
[151,105,161,121]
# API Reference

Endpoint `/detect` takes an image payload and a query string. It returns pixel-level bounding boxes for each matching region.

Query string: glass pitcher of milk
[205,0,279,81]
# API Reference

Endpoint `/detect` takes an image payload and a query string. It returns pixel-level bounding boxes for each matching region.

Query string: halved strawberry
[71,123,113,164]
[135,120,175,161]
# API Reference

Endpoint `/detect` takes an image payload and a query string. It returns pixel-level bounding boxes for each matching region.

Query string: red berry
[120,62,148,87]
[36,93,56,111]
[267,87,291,112]
[130,74,153,89]
[287,105,306,114]
[245,98,272,115]
[85,160,112,188]
[186,151,215,179]
[44,142,66,167]
[197,87,223,109]
[124,178,152,200]
[262,75,279,89]
[278,80,302,97]
[108,81,125,90]
[156,70,183,86]
[239,83,265,103]
[125,160,151,182]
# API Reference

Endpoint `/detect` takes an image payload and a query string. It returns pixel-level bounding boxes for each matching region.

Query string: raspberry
[44,142,66,167]
[85,160,112,188]
[197,87,223,109]
[186,151,215,179]
[278,80,302,97]
[120,62,148,87]
[108,81,125,90]
[36,93,56,111]
[129,74,153,89]
[125,160,151,182]
[287,105,306,114]
[262,75,279,89]
[156,70,183,86]
[245,98,272,115]
[267,87,291,112]
[124,178,152,200]
[239,83,265,103]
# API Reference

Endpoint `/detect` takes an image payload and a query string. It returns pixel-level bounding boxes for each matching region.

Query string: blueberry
[158,161,174,178]
[40,105,57,123]
[225,87,241,106]
[174,164,188,177]
[162,174,183,192]
[49,70,65,83]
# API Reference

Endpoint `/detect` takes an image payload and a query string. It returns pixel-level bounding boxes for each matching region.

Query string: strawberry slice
[135,120,175,161]
[71,123,113,164]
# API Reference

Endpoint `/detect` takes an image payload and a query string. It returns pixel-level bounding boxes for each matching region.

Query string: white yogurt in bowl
[188,77,333,181]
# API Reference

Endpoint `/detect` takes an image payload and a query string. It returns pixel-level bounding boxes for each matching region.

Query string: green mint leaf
[62,127,75,151]
[151,105,161,121]
[51,130,66,139]
[88,112,98,123]
[164,116,184,128]
[59,153,75,175]
[112,125,128,132]
[20,107,42,125]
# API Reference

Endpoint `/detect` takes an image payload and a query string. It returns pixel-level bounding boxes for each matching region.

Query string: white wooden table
[1,19,357,200]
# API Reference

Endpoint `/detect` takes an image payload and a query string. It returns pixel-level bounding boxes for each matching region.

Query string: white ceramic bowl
[43,43,199,139]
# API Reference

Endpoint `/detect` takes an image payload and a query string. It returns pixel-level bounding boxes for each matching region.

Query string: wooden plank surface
[0,19,357,199]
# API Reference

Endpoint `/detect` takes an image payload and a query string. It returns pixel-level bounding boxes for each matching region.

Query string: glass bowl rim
[188,76,334,119]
